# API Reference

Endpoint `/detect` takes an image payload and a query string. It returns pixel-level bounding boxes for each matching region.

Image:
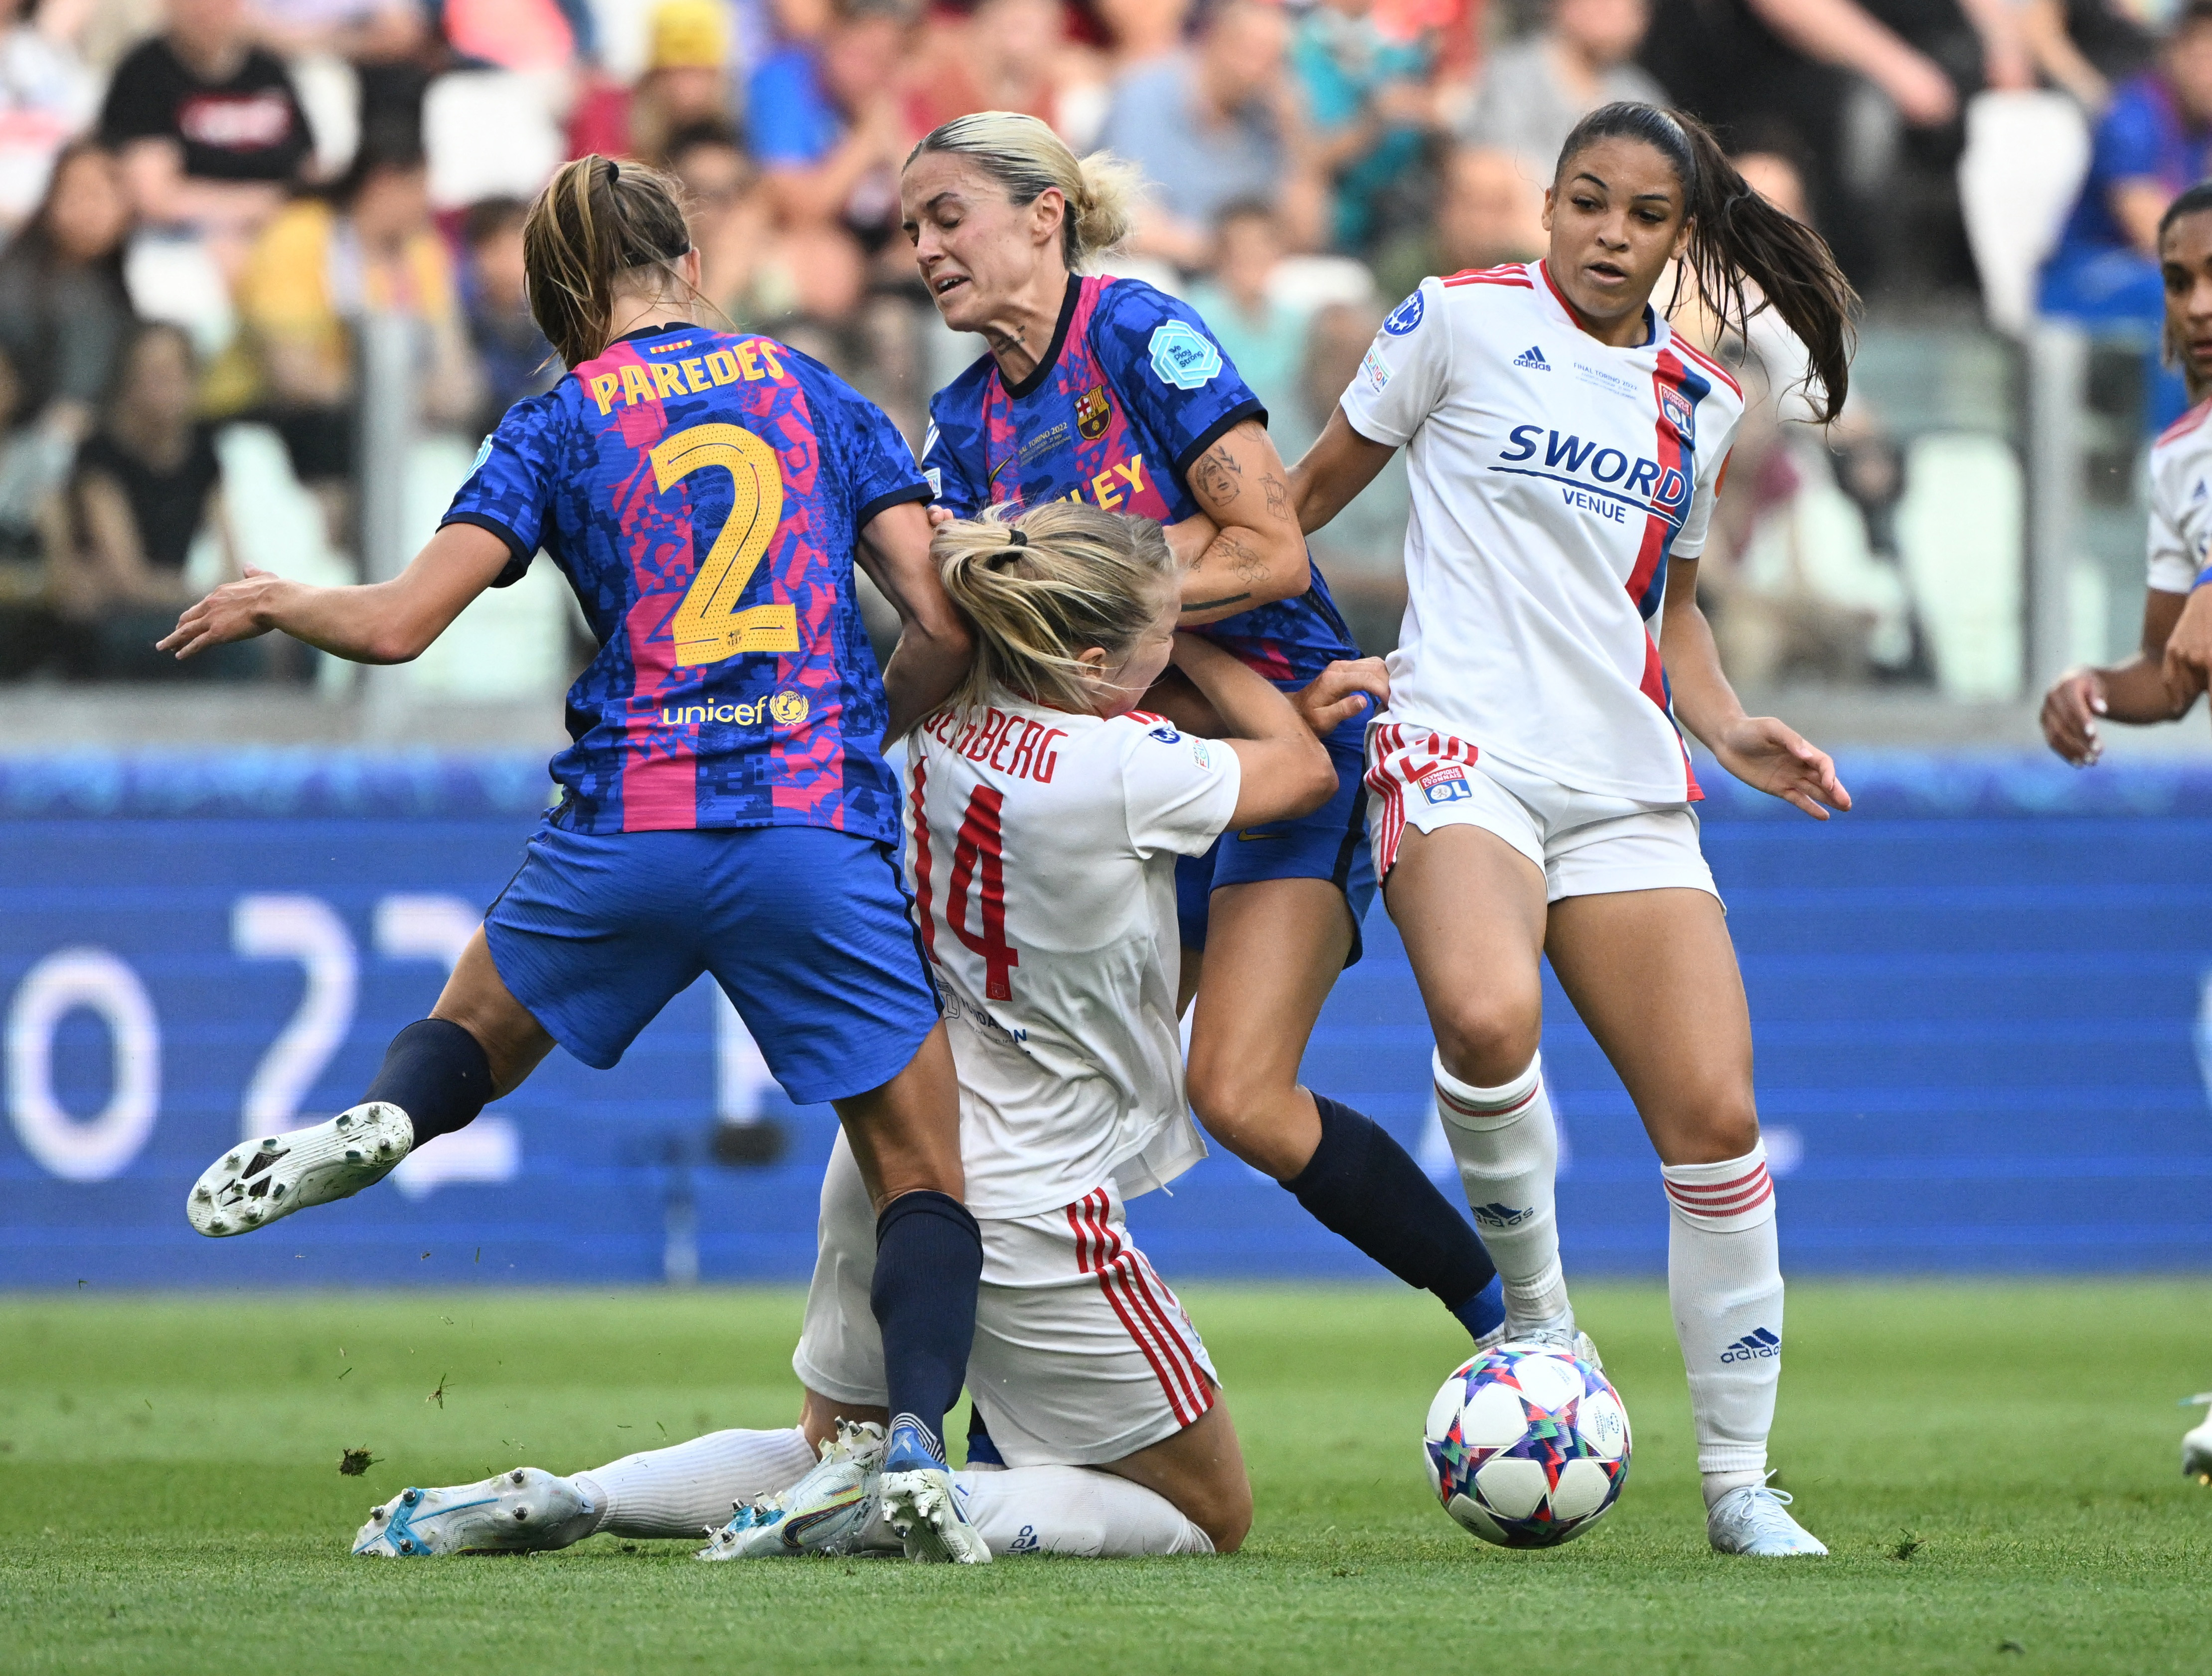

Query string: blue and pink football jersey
[444,324,929,838]
[923,275,1359,695]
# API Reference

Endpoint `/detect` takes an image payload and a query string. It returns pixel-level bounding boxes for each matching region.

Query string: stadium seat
[1956,90,2092,339]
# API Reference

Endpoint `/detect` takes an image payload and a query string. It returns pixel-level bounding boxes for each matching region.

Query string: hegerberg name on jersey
[1340,262,1746,806]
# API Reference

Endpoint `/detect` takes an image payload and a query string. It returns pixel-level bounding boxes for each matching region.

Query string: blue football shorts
[1175,727,1377,966]
[482,822,941,1105]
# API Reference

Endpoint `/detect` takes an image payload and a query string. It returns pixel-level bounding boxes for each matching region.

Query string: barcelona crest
[1077,383,1112,440]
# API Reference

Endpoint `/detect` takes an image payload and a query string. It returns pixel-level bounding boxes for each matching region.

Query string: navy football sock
[363,1018,493,1146]
[1284,1095,1500,1340]
[871,1189,983,1463]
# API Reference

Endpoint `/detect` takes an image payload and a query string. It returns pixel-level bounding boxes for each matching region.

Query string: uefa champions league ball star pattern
[1423,1344,1630,1547]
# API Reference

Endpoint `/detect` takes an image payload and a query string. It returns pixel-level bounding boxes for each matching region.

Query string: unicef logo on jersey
[1384,290,1424,336]
[1148,323,1223,391]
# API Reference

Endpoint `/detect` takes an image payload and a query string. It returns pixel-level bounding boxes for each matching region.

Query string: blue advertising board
[1,750,2209,1288]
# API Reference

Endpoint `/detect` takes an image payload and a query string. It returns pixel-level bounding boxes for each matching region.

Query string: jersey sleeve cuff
[1171,398,1268,485]
[440,511,533,588]
[1338,394,1410,448]
[2194,563,2212,591]
[856,481,934,526]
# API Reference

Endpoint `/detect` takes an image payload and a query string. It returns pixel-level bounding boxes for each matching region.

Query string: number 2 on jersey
[948,785,1019,1001]
[649,422,796,667]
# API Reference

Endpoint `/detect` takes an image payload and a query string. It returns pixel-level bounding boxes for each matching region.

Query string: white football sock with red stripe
[954,1465,1214,1557]
[1432,1049,1570,1331]
[572,1426,817,1538]
[1660,1141,1784,1507]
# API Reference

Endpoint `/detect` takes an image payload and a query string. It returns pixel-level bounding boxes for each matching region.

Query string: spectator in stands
[1186,196,1303,420]
[248,0,431,132]
[0,0,96,232]
[1288,296,1408,653]
[1461,0,1665,181]
[1095,0,1324,264]
[52,321,245,677]
[1291,0,1438,250]
[748,0,914,252]
[668,121,861,323]
[433,0,595,72]
[0,141,133,511]
[2017,0,2158,111]
[1370,141,1543,299]
[227,122,476,545]
[907,0,1082,139]
[568,0,735,165]
[1094,0,1187,70]
[458,195,554,434]
[2045,3,2212,316]
[98,0,312,275]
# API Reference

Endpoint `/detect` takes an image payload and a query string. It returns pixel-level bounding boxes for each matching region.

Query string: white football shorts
[793,1133,1218,1469]
[1364,722,1720,905]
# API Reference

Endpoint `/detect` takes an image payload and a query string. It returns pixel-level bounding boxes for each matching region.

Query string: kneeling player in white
[1291,104,1856,1556]
[352,501,1377,1561]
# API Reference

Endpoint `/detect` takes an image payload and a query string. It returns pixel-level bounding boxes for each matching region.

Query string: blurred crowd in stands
[0,0,2200,693]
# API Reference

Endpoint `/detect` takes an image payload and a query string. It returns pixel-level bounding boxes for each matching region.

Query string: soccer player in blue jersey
[898,113,1505,1348]
[159,156,991,1557]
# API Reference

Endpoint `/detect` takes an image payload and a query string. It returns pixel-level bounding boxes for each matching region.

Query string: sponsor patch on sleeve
[1147,721,1183,744]
[1383,289,1424,335]
[1419,764,1471,804]
[1358,346,1393,394]
[1190,739,1212,770]
[1148,322,1223,390]
[923,466,942,497]
[470,434,493,474]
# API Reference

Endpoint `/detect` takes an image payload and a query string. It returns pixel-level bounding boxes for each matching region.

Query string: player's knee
[1191,1471,1253,1555]
[1654,1089,1761,1164]
[1432,993,1543,1088]
[1185,1059,1306,1179]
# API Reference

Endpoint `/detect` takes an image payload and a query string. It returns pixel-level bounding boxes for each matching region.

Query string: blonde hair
[522,155,694,368]
[905,112,1141,268]
[935,502,1175,714]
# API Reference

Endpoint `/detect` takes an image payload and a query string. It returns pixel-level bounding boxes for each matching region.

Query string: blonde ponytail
[934,502,1175,715]
[906,112,1135,268]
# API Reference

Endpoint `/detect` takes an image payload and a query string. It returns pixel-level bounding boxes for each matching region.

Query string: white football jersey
[2147,398,2212,596]
[1341,261,1747,804]
[904,695,1241,1219]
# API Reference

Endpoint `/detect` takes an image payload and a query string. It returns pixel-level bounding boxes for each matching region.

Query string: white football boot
[187,1102,412,1237]
[2182,1396,2212,1484]
[353,1468,599,1557]
[1707,1475,1828,1557]
[698,1420,886,1560]
[1476,1310,1603,1374]
[879,1417,991,1564]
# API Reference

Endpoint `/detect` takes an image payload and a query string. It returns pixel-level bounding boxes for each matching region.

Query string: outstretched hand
[156,567,283,660]
[1713,715,1851,821]
[2039,668,2109,766]
[1294,657,1389,739]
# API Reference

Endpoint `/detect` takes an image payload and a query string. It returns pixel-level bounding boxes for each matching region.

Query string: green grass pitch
[3,1281,2209,1674]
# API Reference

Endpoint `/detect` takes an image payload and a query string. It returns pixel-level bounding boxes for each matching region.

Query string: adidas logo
[1512,344,1550,371]
[1720,1328,1782,1363]
[1469,1201,1535,1229]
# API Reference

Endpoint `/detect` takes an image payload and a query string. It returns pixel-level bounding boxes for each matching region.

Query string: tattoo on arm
[1182,592,1254,615]
[1260,472,1289,520]
[1220,531,1269,586]
[1193,443,1244,505]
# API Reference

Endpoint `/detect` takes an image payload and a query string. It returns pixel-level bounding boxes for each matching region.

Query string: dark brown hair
[522,155,693,368]
[1556,103,1858,422]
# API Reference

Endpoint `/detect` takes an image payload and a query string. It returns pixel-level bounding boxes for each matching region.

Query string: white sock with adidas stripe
[1660,1141,1785,1509]
[572,1426,818,1539]
[1432,1048,1570,1331]
[954,1465,1215,1557]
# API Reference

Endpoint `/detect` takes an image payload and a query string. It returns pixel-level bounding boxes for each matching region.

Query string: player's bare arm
[1660,554,1851,821]
[2157,584,2212,719]
[1168,632,1337,826]
[2043,589,2191,766]
[156,522,512,664]
[1286,407,1398,535]
[1176,419,1310,626]
[856,499,975,742]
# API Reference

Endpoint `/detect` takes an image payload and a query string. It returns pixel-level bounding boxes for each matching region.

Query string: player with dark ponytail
[1292,103,1855,1558]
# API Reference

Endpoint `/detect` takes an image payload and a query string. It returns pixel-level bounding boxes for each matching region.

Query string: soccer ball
[1422,1343,1630,1547]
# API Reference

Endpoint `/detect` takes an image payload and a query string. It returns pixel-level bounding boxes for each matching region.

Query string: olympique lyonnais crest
[1077,384,1112,440]
[1659,384,1694,442]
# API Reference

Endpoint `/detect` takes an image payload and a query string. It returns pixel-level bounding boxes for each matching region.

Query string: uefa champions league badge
[1384,290,1424,335]
[1148,323,1223,390]
[469,434,493,474]
[1659,384,1695,442]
